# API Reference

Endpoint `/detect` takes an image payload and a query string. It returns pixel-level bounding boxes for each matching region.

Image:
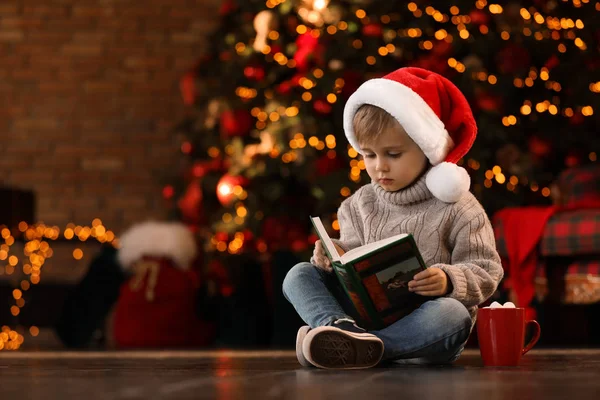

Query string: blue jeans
[282,262,473,364]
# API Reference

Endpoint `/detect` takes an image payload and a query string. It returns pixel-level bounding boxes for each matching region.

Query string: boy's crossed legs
[283,262,473,369]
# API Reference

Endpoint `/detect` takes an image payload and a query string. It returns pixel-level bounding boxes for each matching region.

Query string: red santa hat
[343,67,477,203]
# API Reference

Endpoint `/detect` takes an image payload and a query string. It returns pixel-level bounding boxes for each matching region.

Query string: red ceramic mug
[476,307,541,367]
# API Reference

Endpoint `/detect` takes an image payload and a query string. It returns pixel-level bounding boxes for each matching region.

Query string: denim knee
[282,262,315,299]
[435,297,472,333]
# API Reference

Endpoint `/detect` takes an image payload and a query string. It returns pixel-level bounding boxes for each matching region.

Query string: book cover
[310,216,428,330]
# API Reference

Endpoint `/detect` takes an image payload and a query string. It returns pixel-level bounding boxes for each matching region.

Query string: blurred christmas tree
[164,0,599,265]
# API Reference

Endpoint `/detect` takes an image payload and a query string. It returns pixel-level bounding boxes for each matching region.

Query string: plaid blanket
[558,164,600,207]
[494,164,600,305]
[541,210,600,256]
[495,210,600,258]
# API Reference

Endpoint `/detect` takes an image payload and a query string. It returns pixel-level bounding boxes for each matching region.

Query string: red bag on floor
[112,222,215,348]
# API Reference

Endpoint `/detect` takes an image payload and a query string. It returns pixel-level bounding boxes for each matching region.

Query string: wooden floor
[0,349,599,399]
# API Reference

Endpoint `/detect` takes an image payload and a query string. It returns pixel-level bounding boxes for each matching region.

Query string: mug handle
[522,319,541,355]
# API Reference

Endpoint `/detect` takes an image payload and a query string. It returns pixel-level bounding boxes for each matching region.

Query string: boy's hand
[312,240,331,272]
[312,240,346,272]
[408,267,449,296]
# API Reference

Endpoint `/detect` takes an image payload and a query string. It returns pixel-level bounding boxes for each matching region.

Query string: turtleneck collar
[371,170,433,206]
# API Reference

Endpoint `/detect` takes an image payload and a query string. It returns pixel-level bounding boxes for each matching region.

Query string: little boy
[283,67,504,369]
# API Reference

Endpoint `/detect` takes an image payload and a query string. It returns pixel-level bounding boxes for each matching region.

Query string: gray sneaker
[296,325,312,367]
[302,319,384,369]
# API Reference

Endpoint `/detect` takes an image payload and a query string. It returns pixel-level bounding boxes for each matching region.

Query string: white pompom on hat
[343,67,477,203]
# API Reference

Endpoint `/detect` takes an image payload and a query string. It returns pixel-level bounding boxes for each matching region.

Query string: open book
[310,216,429,330]
[311,216,409,264]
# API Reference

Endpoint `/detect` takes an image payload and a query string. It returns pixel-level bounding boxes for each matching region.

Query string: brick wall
[0,0,222,235]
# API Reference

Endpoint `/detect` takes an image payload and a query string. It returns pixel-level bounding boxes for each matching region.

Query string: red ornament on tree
[162,185,175,200]
[544,54,560,71]
[528,136,552,158]
[220,109,253,138]
[497,44,531,74]
[316,153,344,176]
[181,141,192,154]
[219,0,236,15]
[216,173,248,206]
[362,23,382,37]
[178,180,203,223]
[261,216,308,252]
[570,112,585,126]
[469,9,490,25]
[410,55,451,76]
[192,163,206,178]
[313,98,332,114]
[565,152,581,168]
[476,92,504,113]
[341,70,362,98]
[244,65,265,81]
[276,80,293,95]
[294,31,323,72]
[431,41,453,58]
[215,231,229,242]
[179,71,196,106]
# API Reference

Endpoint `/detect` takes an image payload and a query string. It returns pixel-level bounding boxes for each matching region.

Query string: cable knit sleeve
[433,197,504,308]
[332,195,364,253]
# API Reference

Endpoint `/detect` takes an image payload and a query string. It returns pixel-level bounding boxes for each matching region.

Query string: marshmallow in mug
[485,301,516,308]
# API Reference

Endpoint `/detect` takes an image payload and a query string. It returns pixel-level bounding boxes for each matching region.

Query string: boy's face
[359,123,428,192]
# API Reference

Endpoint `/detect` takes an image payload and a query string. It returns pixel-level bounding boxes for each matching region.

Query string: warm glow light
[219,184,232,196]
[73,248,83,260]
[296,25,308,35]
[489,4,503,14]
[313,0,328,12]
[582,106,594,116]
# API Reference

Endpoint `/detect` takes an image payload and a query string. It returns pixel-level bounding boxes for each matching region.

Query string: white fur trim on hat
[343,78,454,164]
[426,162,470,203]
[117,221,197,271]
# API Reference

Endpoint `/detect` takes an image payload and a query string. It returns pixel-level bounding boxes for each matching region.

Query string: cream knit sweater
[331,172,504,321]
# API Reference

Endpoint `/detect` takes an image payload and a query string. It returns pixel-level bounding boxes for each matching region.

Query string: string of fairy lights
[184,0,598,245]
[0,219,118,350]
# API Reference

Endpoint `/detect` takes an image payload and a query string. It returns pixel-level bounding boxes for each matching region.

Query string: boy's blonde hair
[352,104,399,146]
